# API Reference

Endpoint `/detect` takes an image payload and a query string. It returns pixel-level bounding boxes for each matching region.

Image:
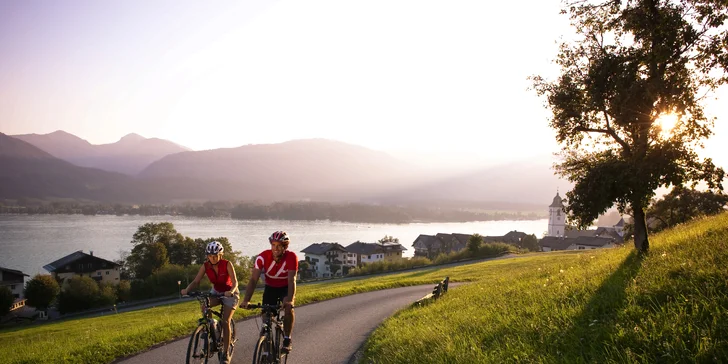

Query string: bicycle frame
[185,291,236,364]
[247,303,287,364]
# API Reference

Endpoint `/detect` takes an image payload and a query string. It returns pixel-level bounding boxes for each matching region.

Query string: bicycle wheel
[275,327,288,364]
[186,325,209,364]
[252,335,270,364]
[229,321,237,357]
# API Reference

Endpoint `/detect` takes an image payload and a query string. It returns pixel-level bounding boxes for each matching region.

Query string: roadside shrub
[0,286,13,317]
[57,276,100,314]
[24,274,60,311]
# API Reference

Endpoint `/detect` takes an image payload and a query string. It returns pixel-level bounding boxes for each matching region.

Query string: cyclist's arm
[286,270,296,305]
[242,268,262,304]
[182,265,206,294]
[227,260,239,295]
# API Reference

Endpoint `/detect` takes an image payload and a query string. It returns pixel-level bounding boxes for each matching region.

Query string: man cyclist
[240,231,298,354]
[181,241,239,364]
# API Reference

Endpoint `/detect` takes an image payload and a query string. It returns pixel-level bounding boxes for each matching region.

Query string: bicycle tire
[252,335,269,364]
[186,324,209,364]
[275,326,288,363]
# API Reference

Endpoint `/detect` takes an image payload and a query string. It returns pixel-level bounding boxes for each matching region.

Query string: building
[300,242,351,278]
[0,266,30,313]
[540,191,625,251]
[345,241,408,265]
[43,250,121,285]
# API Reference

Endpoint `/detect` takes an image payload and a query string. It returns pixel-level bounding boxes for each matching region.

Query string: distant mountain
[12,131,190,175]
[366,155,575,209]
[138,138,424,201]
[0,133,142,202]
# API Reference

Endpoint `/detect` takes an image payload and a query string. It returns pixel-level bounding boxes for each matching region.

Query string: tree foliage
[532,0,728,252]
[57,276,102,314]
[0,286,13,317]
[468,233,484,253]
[24,274,60,311]
[648,186,728,231]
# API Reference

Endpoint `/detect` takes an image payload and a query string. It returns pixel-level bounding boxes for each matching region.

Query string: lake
[0,215,548,277]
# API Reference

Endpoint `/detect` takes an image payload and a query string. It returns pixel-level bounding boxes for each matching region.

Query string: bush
[116,280,131,303]
[24,274,60,311]
[0,286,13,317]
[57,276,100,314]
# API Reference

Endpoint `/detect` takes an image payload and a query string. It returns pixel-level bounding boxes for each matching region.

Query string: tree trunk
[632,202,650,253]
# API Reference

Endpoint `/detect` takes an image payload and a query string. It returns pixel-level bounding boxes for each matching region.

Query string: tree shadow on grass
[543,250,645,363]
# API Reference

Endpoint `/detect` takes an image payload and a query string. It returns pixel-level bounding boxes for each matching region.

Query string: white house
[300,242,350,278]
[0,266,30,312]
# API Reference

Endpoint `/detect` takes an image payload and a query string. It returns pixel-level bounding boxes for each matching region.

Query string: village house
[539,191,625,251]
[345,241,408,266]
[412,231,531,259]
[0,266,29,312]
[300,242,352,278]
[43,250,121,285]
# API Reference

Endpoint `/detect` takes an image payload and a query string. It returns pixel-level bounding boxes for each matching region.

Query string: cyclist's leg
[279,286,294,353]
[261,286,275,327]
[221,300,236,359]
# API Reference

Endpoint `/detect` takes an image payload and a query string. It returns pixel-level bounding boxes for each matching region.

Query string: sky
[1,0,727,170]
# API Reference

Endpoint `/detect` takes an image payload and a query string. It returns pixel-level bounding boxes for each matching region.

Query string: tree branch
[575,124,632,153]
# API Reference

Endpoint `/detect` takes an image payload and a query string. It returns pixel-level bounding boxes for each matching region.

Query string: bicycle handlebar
[184,291,225,298]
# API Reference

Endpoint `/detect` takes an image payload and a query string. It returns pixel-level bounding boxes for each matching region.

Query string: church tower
[548,191,565,237]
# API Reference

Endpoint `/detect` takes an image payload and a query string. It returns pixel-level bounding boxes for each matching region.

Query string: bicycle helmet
[269,231,290,248]
[205,241,224,255]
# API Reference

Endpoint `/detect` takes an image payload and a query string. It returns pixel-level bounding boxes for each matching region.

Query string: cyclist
[240,231,298,354]
[181,241,239,364]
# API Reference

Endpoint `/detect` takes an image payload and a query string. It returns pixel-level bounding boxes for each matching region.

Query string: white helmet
[205,241,224,255]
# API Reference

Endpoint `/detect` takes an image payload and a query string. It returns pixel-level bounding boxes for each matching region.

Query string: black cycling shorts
[262,285,289,306]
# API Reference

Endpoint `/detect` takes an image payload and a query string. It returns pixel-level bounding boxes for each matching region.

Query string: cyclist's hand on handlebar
[224,291,232,297]
[181,289,187,296]
[240,300,249,309]
[283,297,295,309]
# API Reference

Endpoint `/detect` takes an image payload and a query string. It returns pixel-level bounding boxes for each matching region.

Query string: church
[539,192,625,251]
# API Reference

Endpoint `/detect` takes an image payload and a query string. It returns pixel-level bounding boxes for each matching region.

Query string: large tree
[532,0,728,252]
[647,186,728,231]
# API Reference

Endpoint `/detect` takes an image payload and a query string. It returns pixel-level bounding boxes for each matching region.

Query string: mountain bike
[185,291,237,364]
[245,302,288,364]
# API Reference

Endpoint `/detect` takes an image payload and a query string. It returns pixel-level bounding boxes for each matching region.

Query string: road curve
[115,284,455,364]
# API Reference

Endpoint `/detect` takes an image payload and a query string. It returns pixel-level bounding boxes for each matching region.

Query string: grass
[0,260,480,364]
[360,212,728,363]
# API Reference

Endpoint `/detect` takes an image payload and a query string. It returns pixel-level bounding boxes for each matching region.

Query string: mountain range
[11,130,190,175]
[1,130,573,210]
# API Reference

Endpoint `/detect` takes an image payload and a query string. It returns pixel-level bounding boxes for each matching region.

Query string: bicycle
[184,291,237,364]
[245,302,288,364]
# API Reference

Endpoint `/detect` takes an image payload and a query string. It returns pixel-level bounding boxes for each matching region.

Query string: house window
[106,271,109,275]
[10,285,15,290]
[98,272,102,276]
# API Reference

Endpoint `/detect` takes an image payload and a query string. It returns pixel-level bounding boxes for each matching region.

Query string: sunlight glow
[655,113,679,136]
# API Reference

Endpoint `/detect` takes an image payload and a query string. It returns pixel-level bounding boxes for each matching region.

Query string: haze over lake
[0,215,548,277]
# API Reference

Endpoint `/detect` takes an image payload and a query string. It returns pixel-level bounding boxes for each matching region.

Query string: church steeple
[548,191,565,237]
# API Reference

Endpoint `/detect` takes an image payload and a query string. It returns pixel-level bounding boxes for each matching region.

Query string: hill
[361,212,728,363]
[11,131,190,175]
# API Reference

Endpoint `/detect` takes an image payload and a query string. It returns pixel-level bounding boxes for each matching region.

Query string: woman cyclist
[181,241,239,364]
[240,231,298,354]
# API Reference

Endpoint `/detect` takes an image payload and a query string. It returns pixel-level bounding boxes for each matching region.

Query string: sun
[655,113,679,135]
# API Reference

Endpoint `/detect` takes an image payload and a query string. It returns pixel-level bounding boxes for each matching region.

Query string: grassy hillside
[361,212,728,363]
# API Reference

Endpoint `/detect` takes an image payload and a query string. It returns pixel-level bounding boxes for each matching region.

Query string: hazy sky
[1,0,727,168]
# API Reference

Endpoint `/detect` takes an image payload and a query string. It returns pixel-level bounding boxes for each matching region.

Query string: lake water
[0,215,548,277]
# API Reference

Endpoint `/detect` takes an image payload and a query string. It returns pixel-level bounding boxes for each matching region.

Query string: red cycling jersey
[204,259,233,293]
[254,250,299,288]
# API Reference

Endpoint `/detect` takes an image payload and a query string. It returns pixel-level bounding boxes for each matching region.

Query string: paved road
[116,283,460,364]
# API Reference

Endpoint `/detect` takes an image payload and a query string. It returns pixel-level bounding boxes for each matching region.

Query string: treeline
[0,200,546,223]
[230,202,543,223]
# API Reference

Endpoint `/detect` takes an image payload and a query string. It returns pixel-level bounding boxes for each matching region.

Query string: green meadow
[360,212,728,363]
[2,212,726,363]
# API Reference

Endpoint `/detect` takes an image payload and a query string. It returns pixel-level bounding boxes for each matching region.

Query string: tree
[127,222,180,279]
[532,0,728,253]
[521,234,541,252]
[647,186,728,231]
[467,234,484,254]
[24,274,60,311]
[0,286,13,317]
[57,276,100,314]
[378,235,400,244]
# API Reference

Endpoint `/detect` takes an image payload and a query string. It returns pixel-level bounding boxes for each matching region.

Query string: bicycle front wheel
[186,324,209,364]
[252,335,270,364]
[275,327,288,364]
